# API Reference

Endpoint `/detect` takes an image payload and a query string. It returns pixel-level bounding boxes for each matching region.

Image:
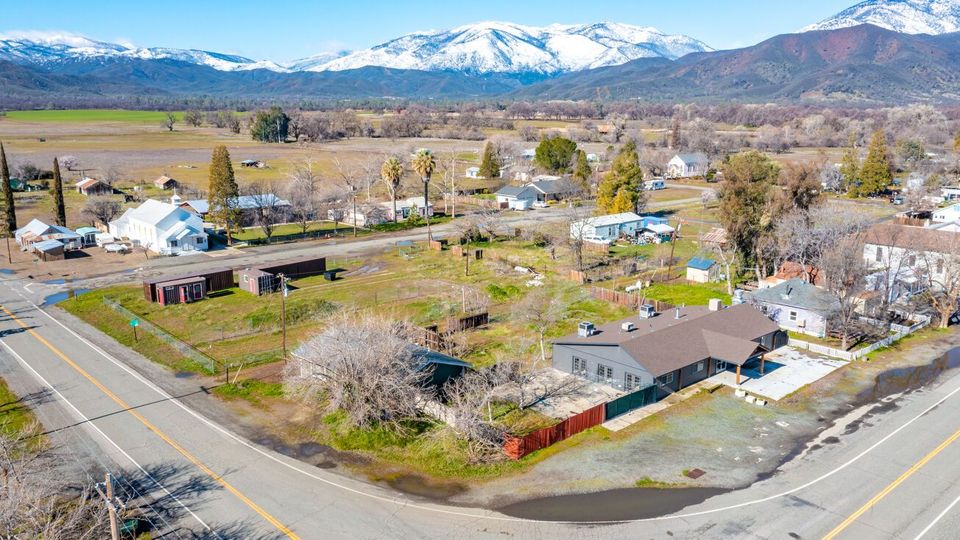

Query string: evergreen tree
[609,188,635,214]
[859,129,892,197]
[595,140,645,215]
[718,150,780,280]
[478,141,500,179]
[51,157,66,227]
[838,138,860,196]
[572,149,592,193]
[533,137,577,174]
[0,143,16,234]
[250,106,290,143]
[207,145,241,245]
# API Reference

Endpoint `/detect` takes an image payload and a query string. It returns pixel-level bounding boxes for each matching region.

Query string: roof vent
[577,321,596,338]
[621,322,636,333]
[709,298,723,312]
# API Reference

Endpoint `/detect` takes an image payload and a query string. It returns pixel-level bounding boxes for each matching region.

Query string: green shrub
[486,283,521,302]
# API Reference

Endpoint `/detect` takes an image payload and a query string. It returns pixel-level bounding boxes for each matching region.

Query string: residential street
[1,277,959,538]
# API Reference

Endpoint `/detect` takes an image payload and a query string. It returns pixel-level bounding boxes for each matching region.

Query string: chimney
[170,187,182,206]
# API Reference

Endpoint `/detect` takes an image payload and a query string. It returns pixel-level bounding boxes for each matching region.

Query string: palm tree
[380,156,404,224]
[411,148,436,240]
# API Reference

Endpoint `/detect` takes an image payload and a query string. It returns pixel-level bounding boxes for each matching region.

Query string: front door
[715,359,728,373]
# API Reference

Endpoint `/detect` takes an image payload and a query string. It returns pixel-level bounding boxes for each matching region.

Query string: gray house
[747,278,839,339]
[553,303,786,399]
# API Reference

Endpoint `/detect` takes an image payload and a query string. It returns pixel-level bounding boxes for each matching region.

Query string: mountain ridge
[802,0,960,34]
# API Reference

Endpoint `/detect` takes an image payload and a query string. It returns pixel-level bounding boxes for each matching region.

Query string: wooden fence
[502,403,606,460]
[589,286,675,312]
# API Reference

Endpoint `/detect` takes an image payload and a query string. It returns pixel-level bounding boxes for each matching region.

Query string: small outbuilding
[75,177,113,196]
[32,239,65,261]
[686,257,719,283]
[143,268,234,304]
[153,175,178,190]
[75,226,100,247]
[150,276,207,306]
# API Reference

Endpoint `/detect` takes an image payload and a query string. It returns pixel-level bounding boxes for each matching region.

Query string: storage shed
[238,268,276,296]
[238,257,327,295]
[151,276,207,306]
[143,268,233,304]
[32,239,65,261]
[686,257,719,283]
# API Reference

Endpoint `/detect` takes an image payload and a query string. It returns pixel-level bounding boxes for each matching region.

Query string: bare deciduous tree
[286,160,320,234]
[80,196,122,226]
[58,155,78,172]
[244,180,286,242]
[821,233,869,349]
[919,235,960,328]
[517,288,565,364]
[286,315,430,431]
[0,421,107,538]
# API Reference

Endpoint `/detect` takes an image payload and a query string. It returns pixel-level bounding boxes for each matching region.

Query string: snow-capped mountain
[802,0,960,34]
[0,31,289,72]
[302,21,711,74]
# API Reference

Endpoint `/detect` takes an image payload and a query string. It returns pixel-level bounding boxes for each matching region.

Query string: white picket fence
[788,316,930,361]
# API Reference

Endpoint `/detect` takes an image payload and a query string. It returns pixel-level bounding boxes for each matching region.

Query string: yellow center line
[823,427,960,540]
[0,303,300,539]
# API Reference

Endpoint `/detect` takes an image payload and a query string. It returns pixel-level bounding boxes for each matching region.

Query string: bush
[486,283,521,302]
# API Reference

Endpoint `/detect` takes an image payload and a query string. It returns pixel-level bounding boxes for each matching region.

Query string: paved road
[2,275,960,538]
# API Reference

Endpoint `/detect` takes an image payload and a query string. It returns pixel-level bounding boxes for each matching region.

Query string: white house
[941,186,960,202]
[747,279,839,338]
[666,153,709,178]
[382,197,434,222]
[465,166,482,179]
[495,177,577,210]
[933,203,960,223]
[109,198,207,255]
[570,212,644,243]
[863,224,960,303]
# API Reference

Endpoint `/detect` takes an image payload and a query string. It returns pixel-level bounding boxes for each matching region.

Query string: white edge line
[914,490,960,540]
[19,288,960,526]
[0,337,214,534]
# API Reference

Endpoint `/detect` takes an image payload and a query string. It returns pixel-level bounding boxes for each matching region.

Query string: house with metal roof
[14,219,82,251]
[569,212,644,243]
[181,194,292,226]
[666,153,710,178]
[553,303,786,399]
[75,226,100,247]
[153,175,178,190]
[109,199,207,255]
[747,278,839,339]
[75,177,113,196]
[32,239,65,261]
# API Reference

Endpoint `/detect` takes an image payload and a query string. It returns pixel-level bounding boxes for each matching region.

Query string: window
[624,373,639,391]
[597,364,613,380]
[169,239,178,248]
[875,246,884,262]
[789,311,798,322]
[938,259,945,274]
[696,361,705,373]
[572,357,587,375]
[908,255,917,267]
[196,237,205,245]
[658,372,674,387]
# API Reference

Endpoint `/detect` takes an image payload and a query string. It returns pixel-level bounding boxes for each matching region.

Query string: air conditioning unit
[639,304,656,319]
[798,319,807,328]
[621,322,636,332]
[577,321,596,337]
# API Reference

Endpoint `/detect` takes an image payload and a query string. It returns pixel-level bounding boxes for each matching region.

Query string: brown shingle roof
[554,304,780,376]
[864,224,960,253]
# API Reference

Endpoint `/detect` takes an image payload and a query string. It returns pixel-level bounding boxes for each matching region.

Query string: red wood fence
[502,403,606,460]
[589,286,675,312]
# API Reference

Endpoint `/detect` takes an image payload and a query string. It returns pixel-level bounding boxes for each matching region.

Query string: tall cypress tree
[478,141,500,179]
[207,145,240,245]
[51,157,66,227]
[0,143,16,234]
[859,129,892,198]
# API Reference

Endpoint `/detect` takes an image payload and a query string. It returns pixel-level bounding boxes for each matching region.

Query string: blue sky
[5,0,855,61]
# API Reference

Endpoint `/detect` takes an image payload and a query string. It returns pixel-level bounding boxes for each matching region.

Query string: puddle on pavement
[498,487,730,522]
[173,371,194,379]
[41,289,89,306]
[255,435,371,470]
[42,279,66,285]
[383,474,466,500]
[0,269,14,275]
[855,346,960,405]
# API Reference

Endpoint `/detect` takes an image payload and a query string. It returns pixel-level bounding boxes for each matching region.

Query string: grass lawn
[640,281,732,306]
[233,221,355,242]
[4,109,181,123]
[0,377,45,451]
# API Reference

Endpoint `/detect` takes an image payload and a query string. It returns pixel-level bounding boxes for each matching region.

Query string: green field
[4,109,180,123]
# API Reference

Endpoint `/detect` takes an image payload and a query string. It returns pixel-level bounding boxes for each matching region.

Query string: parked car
[104,243,128,253]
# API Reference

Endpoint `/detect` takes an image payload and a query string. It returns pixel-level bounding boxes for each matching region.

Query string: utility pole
[96,473,121,540]
[5,234,10,264]
[278,273,288,361]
